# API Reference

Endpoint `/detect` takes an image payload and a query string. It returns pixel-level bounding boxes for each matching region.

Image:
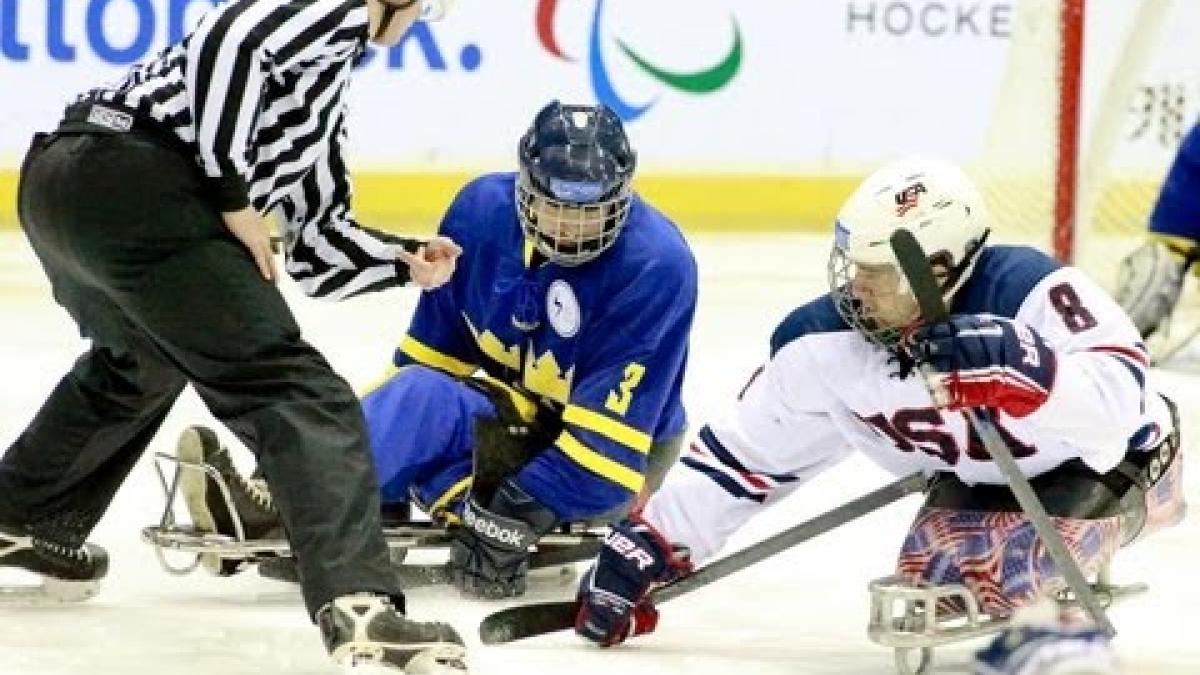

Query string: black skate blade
[478,600,578,644]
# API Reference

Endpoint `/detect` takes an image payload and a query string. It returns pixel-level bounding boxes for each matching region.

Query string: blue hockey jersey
[1149,121,1200,242]
[394,173,697,520]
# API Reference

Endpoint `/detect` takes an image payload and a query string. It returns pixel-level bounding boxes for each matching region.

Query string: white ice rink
[1,230,1198,675]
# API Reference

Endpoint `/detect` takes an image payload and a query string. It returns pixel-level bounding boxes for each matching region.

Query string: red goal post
[972,0,1199,289]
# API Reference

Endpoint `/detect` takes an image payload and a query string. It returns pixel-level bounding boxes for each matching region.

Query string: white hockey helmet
[828,156,991,345]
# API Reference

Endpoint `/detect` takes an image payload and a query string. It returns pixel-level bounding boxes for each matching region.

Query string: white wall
[1,0,1197,173]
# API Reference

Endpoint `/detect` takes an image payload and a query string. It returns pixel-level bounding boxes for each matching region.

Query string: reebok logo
[463,506,529,549]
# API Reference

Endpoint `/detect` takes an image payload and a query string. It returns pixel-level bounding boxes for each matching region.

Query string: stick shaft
[966,408,1114,635]
[652,472,926,603]
[477,472,925,644]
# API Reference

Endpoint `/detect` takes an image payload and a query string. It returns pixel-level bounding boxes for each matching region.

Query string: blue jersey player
[180,101,698,600]
[363,100,696,598]
[1115,119,1200,340]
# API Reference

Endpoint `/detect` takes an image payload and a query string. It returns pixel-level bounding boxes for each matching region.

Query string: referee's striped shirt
[78,0,420,300]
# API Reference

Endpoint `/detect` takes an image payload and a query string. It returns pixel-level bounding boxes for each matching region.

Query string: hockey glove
[1114,238,1198,339]
[448,478,557,599]
[905,314,1057,418]
[575,517,691,647]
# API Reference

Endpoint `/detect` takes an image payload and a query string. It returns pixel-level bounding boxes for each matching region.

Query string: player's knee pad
[895,507,1122,618]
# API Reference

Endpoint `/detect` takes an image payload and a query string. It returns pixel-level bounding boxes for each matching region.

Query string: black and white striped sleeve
[279,124,424,300]
[185,0,362,212]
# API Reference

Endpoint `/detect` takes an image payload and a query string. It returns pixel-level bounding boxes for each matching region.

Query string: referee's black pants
[1,130,401,617]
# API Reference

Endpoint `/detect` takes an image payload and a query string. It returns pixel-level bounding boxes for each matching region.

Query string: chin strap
[373,0,419,42]
[939,228,990,298]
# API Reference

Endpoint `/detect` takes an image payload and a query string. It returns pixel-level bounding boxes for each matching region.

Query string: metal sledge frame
[141,452,601,576]
[867,565,1148,675]
[142,451,288,575]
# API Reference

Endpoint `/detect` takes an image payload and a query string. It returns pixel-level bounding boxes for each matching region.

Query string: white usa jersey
[645,245,1173,562]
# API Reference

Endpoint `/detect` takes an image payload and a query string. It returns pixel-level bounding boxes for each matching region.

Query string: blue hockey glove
[575,517,691,647]
[448,479,558,599]
[905,314,1057,418]
[973,624,1116,675]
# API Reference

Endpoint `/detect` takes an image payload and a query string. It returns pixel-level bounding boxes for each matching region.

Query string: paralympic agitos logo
[535,0,742,122]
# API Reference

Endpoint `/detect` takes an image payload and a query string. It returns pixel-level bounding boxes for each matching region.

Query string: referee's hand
[222,207,277,282]
[396,236,462,290]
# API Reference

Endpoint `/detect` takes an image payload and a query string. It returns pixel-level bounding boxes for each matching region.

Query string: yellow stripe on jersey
[428,475,473,519]
[555,431,645,494]
[399,336,477,377]
[523,238,537,267]
[563,405,652,453]
[1150,233,1200,276]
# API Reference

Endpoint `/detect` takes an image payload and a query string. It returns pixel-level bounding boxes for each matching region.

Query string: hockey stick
[478,471,927,644]
[889,228,1116,637]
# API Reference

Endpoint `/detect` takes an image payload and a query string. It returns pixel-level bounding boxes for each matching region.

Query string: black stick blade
[478,600,579,645]
[889,228,948,321]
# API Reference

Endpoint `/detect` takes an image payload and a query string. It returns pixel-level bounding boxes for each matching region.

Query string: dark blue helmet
[517,101,637,265]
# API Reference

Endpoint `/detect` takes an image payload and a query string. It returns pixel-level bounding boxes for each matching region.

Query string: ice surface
[1,231,1196,675]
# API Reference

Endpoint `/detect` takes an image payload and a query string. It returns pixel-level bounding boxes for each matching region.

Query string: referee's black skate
[318,593,467,674]
[0,522,108,603]
[175,425,284,576]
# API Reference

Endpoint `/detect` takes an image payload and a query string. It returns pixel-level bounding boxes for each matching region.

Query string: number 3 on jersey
[606,363,646,416]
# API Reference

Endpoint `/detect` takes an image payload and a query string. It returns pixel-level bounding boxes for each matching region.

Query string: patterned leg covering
[896,508,1122,618]
[1132,445,1186,543]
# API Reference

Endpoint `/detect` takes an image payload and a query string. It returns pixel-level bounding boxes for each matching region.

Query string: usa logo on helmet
[895,182,927,216]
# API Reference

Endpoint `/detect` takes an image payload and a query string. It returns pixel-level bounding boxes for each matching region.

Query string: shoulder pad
[770,294,848,356]
[954,246,1060,319]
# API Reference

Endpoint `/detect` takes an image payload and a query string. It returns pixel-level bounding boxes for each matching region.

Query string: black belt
[57,101,193,158]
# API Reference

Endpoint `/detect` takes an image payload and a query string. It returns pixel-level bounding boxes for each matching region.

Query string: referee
[0,0,465,671]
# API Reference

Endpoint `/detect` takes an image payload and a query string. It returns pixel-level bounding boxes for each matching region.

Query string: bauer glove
[905,314,1057,418]
[575,517,691,647]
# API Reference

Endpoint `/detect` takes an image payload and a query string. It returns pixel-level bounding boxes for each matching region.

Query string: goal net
[971,0,1200,291]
